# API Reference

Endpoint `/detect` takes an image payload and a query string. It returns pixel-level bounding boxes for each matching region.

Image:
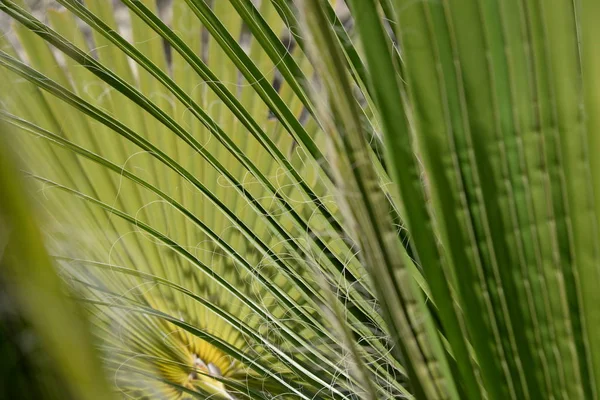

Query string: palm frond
[0,0,401,398]
[1,0,600,399]
[0,123,114,400]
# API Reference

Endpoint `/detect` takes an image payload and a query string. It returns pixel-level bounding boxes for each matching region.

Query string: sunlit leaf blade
[0,0,404,398]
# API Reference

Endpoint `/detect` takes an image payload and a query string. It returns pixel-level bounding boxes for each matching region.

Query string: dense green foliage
[1,0,600,399]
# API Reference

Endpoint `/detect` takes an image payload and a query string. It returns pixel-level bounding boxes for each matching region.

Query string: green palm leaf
[1,0,600,399]
[0,123,114,400]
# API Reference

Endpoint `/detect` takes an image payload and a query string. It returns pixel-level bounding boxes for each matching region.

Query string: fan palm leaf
[1,0,600,399]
